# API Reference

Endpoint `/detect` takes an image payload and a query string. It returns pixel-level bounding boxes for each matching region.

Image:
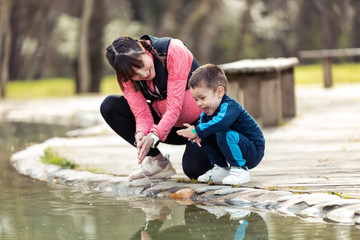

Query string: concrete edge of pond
[9,136,360,227]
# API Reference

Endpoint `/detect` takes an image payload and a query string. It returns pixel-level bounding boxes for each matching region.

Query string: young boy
[177,64,265,185]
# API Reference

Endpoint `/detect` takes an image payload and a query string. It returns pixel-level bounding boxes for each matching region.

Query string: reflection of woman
[100,35,211,180]
[131,203,269,240]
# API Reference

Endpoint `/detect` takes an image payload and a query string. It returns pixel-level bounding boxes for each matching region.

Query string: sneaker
[128,155,176,181]
[197,164,230,184]
[222,167,250,185]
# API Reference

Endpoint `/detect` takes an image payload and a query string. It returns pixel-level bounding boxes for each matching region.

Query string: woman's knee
[100,95,124,119]
[182,142,211,179]
[100,96,114,117]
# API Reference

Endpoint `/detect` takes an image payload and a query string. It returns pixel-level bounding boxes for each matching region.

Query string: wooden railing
[299,48,360,88]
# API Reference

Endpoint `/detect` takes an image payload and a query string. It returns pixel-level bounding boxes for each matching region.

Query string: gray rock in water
[213,187,249,195]
[117,184,145,196]
[324,208,355,224]
[276,194,305,203]
[196,205,229,218]
[275,195,310,216]
[324,204,360,224]
[302,193,340,206]
[195,186,230,194]
[253,200,277,211]
[323,199,360,210]
[298,204,323,218]
[354,215,360,225]
[225,197,252,207]
[225,208,251,220]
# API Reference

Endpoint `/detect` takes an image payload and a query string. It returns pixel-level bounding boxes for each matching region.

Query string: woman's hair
[105,36,165,91]
[189,64,228,93]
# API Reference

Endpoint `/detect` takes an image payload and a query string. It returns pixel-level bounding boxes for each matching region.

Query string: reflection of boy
[177,64,265,185]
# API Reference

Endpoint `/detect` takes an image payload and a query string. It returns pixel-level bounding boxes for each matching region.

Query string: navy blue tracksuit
[194,95,265,169]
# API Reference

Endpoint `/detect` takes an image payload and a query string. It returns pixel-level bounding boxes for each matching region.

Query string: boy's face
[190,83,224,116]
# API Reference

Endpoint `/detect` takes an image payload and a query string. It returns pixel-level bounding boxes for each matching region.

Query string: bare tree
[177,0,210,43]
[315,0,344,49]
[0,0,12,98]
[352,0,360,61]
[236,0,255,60]
[89,0,106,92]
[75,0,106,93]
[196,0,224,64]
[7,1,67,80]
[78,0,94,93]
[157,0,184,37]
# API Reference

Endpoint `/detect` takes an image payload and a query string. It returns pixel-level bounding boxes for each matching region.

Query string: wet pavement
[2,84,360,226]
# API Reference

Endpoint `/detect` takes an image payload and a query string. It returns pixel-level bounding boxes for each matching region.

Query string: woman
[100,35,212,180]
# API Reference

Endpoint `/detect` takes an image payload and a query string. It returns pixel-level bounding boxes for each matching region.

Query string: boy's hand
[192,136,202,147]
[176,123,198,140]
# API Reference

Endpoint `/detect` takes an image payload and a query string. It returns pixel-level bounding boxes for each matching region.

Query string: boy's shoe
[197,164,230,184]
[222,167,250,185]
[128,156,176,181]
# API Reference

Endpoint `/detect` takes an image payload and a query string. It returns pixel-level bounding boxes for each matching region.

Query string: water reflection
[130,201,269,240]
[1,122,360,240]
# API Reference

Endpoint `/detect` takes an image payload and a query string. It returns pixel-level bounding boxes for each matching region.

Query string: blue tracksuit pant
[204,129,264,169]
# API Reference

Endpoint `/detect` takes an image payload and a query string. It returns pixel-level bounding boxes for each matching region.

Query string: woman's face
[131,53,155,81]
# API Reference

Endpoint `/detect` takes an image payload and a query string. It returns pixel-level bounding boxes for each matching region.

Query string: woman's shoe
[128,155,176,181]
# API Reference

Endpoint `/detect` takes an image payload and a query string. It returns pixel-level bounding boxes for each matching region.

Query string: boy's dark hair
[189,64,228,93]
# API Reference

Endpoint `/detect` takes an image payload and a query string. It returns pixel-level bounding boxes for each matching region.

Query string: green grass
[6,78,75,99]
[4,63,360,99]
[41,147,78,169]
[100,75,122,95]
[5,75,121,99]
[295,63,360,86]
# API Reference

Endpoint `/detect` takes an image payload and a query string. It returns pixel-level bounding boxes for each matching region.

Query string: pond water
[1,122,360,239]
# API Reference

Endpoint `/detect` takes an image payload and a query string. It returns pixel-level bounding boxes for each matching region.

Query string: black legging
[100,95,212,179]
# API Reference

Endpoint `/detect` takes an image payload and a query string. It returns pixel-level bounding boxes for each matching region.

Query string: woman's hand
[135,132,145,145]
[137,135,155,163]
[135,132,148,163]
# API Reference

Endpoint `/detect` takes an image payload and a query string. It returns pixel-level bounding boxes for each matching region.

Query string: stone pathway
[2,84,360,226]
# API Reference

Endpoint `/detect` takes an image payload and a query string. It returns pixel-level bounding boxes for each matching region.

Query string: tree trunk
[89,0,106,93]
[177,0,209,44]
[315,0,340,49]
[158,0,184,36]
[352,0,360,61]
[235,0,255,60]
[8,1,21,80]
[77,0,94,93]
[196,0,224,64]
[0,0,12,99]
[37,2,66,79]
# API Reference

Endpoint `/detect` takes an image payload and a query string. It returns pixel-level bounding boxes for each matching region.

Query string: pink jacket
[122,39,202,141]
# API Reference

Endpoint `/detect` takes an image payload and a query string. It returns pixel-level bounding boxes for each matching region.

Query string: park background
[0,0,359,99]
[1,1,360,238]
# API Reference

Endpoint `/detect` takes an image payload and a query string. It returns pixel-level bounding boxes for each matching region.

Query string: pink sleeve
[122,80,154,135]
[150,39,194,141]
